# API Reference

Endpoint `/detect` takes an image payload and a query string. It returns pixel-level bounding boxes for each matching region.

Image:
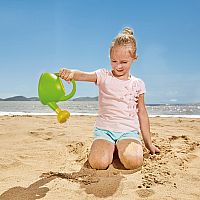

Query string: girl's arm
[137,94,160,154]
[59,68,97,83]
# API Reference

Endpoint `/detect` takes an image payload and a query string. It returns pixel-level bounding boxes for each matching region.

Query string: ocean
[0,101,200,118]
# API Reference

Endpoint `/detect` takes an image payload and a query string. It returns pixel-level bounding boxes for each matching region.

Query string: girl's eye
[122,62,127,64]
[112,60,117,63]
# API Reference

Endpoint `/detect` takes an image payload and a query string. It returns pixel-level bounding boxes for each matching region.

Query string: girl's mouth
[116,69,123,72]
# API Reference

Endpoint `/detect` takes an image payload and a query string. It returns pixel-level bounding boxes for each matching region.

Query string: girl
[59,27,160,170]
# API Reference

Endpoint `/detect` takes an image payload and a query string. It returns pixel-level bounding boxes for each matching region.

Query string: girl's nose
[116,63,122,69]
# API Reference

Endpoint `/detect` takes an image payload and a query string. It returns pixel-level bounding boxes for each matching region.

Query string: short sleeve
[95,68,108,86]
[138,79,146,95]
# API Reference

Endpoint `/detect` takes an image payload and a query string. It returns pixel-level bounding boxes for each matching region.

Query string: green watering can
[38,72,76,123]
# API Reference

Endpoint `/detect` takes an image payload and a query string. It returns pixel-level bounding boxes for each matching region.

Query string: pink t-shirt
[95,68,146,133]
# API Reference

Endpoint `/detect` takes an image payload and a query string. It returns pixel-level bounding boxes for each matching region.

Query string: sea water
[0,101,200,118]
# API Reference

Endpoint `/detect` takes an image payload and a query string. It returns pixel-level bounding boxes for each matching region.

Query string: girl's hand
[59,68,75,83]
[146,143,160,154]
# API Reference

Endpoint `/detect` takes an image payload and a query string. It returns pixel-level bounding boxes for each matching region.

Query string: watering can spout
[47,102,70,123]
[38,72,76,123]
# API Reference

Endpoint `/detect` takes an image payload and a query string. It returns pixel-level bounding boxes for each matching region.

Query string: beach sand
[0,115,200,200]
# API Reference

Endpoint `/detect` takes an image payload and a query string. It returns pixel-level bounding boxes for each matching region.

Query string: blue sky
[0,0,199,103]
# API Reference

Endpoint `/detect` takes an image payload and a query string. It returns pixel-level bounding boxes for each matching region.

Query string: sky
[0,0,200,104]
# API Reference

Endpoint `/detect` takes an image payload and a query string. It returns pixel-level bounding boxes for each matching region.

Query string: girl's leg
[88,139,115,169]
[116,139,143,170]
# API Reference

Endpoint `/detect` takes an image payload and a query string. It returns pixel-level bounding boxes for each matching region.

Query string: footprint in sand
[0,158,23,170]
[136,188,155,198]
[29,131,53,140]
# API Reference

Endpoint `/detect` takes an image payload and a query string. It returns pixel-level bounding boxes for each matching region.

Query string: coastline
[0,111,200,118]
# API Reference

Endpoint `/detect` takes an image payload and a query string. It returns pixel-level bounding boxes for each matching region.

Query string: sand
[0,115,200,200]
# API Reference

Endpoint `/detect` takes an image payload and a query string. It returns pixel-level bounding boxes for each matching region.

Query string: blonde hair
[110,27,137,59]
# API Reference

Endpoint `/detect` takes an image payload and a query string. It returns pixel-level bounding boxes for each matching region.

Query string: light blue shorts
[94,127,141,144]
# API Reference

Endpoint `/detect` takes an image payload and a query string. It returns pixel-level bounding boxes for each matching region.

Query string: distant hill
[0,96,39,101]
[72,96,98,101]
[0,96,199,104]
[0,96,98,101]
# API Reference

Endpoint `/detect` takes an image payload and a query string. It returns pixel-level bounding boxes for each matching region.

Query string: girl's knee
[88,154,111,170]
[117,140,143,170]
[120,154,143,169]
[88,140,115,170]
[118,147,143,169]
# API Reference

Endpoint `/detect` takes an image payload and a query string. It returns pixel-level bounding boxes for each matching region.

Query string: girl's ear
[131,57,137,63]
[132,56,138,63]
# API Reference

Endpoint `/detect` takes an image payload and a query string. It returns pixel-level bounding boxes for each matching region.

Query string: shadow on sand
[0,151,141,199]
[0,176,55,200]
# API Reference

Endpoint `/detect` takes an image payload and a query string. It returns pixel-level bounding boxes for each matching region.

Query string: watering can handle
[54,73,76,101]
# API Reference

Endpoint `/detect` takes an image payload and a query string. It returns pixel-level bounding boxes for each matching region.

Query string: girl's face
[110,46,134,80]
